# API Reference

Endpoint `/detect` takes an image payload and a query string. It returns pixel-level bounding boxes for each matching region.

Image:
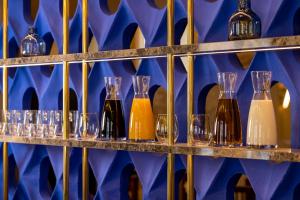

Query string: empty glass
[190,114,212,145]
[79,113,99,139]
[15,110,25,136]
[2,110,15,136]
[49,110,63,137]
[23,110,38,137]
[155,114,179,144]
[36,110,51,137]
[69,110,79,138]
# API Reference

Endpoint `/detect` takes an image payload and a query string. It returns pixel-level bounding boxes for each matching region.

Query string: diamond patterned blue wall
[1,0,300,199]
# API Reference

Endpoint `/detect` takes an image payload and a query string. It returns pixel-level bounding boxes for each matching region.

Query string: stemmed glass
[79,113,99,139]
[155,114,179,144]
[189,114,212,145]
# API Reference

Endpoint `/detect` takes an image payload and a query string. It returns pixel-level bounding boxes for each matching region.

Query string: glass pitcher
[214,72,242,146]
[129,76,155,141]
[247,71,277,148]
[101,76,126,140]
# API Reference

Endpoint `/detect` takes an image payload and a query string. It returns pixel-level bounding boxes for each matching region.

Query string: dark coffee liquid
[101,99,125,140]
[214,99,242,146]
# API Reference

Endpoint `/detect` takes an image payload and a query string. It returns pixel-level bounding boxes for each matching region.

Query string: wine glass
[189,114,212,145]
[79,113,99,139]
[155,114,179,144]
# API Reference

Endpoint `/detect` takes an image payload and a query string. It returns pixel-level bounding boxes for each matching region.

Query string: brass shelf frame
[0,35,299,67]
[1,136,299,163]
[2,0,300,199]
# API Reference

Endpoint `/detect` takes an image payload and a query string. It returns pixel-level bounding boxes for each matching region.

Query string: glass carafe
[101,76,126,140]
[247,71,277,148]
[214,72,242,146]
[228,0,261,40]
[129,76,155,141]
[21,27,46,56]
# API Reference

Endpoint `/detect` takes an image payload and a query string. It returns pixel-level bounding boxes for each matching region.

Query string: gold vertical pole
[187,0,194,199]
[82,0,89,199]
[2,0,8,199]
[63,0,70,199]
[167,0,174,200]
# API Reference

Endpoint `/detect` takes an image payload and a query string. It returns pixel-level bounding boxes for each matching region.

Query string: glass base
[212,143,243,148]
[98,137,127,141]
[128,139,156,143]
[247,144,278,149]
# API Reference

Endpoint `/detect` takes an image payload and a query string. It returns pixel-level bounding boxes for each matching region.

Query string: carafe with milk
[247,71,277,148]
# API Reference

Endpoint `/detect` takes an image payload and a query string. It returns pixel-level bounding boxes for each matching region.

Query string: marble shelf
[1,136,299,163]
[0,35,300,67]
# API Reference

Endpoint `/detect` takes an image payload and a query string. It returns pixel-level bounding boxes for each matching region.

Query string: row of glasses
[155,114,212,145]
[0,110,99,139]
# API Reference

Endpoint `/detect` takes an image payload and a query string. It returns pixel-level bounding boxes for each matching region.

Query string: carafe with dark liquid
[101,76,126,140]
[214,72,242,146]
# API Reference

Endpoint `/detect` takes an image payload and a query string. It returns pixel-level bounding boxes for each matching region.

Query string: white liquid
[247,100,277,146]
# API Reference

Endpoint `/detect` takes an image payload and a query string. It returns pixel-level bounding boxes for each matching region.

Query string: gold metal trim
[167,0,174,199]
[187,0,194,199]
[2,0,8,199]
[82,0,89,199]
[63,0,70,199]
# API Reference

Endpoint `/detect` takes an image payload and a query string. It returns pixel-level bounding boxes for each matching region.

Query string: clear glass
[247,71,277,148]
[23,110,38,137]
[79,113,100,139]
[2,110,18,136]
[49,110,63,137]
[36,110,51,137]
[155,114,179,144]
[214,72,242,146]
[129,76,155,141]
[21,27,46,56]
[190,114,212,145]
[101,77,126,140]
[69,110,79,138]
[15,110,25,136]
[228,0,261,40]
[2,110,11,136]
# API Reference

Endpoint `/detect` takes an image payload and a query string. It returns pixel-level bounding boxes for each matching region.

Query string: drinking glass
[190,114,212,145]
[69,110,79,138]
[23,110,38,137]
[36,110,51,137]
[79,113,99,139]
[155,114,179,144]
[2,110,14,136]
[49,110,63,137]
[15,110,25,136]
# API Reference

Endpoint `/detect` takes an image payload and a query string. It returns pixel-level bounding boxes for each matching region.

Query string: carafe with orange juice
[129,76,155,141]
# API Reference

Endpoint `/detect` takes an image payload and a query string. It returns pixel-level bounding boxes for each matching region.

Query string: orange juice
[129,98,155,141]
